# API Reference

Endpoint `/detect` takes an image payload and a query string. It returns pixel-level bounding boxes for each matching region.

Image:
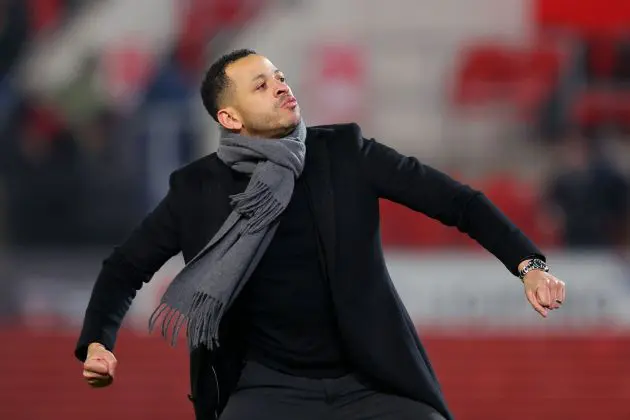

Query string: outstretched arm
[356,129,565,316]
[358,134,542,275]
[75,172,183,362]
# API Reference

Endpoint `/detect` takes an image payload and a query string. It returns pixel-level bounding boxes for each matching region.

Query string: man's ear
[217,108,243,130]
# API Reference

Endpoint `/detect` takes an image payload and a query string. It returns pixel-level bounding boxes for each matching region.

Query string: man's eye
[256,82,266,90]
[278,76,286,83]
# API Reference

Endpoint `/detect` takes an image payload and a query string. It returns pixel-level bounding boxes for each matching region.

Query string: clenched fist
[519,260,566,318]
[83,342,117,388]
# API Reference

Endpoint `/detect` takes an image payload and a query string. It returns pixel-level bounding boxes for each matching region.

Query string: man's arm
[357,133,544,276]
[75,172,183,361]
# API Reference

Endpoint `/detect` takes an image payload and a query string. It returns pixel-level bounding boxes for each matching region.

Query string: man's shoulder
[169,153,220,186]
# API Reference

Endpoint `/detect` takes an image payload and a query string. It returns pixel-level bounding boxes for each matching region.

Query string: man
[76,49,566,420]
[548,133,629,248]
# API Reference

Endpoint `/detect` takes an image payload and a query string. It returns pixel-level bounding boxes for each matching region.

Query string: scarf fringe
[231,180,284,234]
[148,292,225,350]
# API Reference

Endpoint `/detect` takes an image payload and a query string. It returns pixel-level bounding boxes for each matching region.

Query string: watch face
[531,260,548,272]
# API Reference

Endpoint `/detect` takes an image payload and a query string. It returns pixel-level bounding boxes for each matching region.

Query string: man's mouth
[281,97,298,108]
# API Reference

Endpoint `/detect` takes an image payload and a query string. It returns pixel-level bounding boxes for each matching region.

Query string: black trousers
[219,361,446,420]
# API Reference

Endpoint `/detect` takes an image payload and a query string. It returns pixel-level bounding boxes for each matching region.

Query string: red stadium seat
[453,41,563,120]
[28,0,63,33]
[585,32,623,80]
[176,0,267,73]
[573,90,630,129]
[454,44,519,106]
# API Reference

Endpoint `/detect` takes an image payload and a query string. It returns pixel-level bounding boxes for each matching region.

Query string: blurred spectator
[614,36,630,84]
[0,0,29,81]
[1,101,83,247]
[73,110,141,245]
[547,132,629,248]
[52,53,107,130]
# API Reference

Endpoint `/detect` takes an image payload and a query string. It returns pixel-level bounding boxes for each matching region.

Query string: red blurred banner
[535,0,630,34]
[1,327,629,420]
[305,43,366,124]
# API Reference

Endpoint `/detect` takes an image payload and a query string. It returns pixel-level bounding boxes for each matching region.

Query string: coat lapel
[199,155,249,248]
[303,130,337,281]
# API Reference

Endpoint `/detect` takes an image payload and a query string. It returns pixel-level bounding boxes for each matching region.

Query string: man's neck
[240,125,296,140]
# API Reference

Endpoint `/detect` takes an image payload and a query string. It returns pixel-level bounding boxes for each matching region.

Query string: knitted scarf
[149,120,307,350]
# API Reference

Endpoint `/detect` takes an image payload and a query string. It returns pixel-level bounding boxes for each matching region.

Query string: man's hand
[82,342,117,388]
[519,261,566,317]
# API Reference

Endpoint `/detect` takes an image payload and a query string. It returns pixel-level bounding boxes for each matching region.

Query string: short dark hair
[200,49,257,122]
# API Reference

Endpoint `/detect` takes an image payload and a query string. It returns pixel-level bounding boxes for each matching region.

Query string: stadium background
[1,0,630,419]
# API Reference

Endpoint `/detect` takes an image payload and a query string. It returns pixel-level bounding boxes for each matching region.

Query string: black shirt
[232,176,349,378]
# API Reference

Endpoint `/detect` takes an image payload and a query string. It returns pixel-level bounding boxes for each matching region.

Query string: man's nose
[274,82,289,97]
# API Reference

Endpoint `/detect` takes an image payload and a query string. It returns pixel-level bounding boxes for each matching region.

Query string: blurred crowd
[0,1,128,247]
[540,32,630,249]
[0,0,204,248]
[0,0,629,251]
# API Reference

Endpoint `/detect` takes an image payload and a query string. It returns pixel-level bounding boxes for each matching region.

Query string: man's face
[219,54,300,138]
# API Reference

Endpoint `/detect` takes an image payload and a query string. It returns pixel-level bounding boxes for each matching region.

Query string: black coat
[75,123,544,420]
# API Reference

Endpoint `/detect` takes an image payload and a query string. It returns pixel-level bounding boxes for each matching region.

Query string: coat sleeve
[74,172,183,361]
[355,125,545,276]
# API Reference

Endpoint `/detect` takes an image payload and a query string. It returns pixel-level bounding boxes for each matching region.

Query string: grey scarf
[149,120,307,350]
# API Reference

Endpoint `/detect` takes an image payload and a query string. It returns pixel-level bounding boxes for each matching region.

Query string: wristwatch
[518,258,549,281]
